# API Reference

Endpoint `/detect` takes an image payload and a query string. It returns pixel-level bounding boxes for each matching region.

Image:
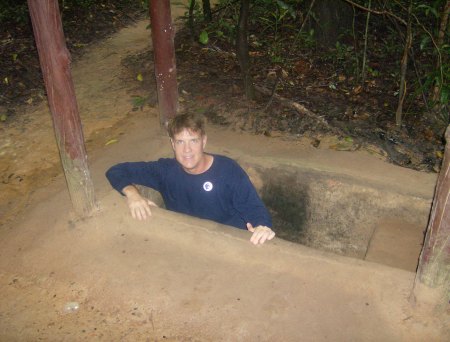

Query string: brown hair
[167,113,206,138]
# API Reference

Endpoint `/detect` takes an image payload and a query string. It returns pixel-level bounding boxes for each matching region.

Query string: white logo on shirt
[203,181,213,191]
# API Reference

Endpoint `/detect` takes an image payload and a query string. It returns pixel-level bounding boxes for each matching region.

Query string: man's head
[168,114,209,174]
[167,113,206,139]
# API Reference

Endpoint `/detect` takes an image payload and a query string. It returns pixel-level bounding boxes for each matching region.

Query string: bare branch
[392,0,442,87]
[341,0,407,25]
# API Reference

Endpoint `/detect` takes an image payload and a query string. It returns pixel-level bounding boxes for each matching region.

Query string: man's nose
[183,142,192,152]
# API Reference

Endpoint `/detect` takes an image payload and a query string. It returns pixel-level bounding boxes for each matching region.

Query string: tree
[236,0,254,99]
[432,0,449,109]
[27,0,97,217]
[149,0,178,127]
[202,0,212,22]
[310,0,353,48]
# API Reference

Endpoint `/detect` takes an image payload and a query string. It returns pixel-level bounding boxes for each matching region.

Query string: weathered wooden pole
[149,0,179,127]
[27,0,96,217]
[413,125,450,312]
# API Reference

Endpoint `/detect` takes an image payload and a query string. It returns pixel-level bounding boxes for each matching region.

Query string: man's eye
[191,139,199,144]
[176,140,184,145]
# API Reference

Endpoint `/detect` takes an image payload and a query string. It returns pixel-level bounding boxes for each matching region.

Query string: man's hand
[122,185,157,221]
[246,223,275,245]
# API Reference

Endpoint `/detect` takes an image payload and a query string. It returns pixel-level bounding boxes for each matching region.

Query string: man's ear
[202,134,207,148]
[170,138,175,150]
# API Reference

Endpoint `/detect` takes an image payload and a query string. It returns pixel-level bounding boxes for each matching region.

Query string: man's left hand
[246,223,276,245]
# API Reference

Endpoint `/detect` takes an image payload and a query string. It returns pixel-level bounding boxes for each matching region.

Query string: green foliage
[294,28,315,49]
[131,95,147,110]
[199,30,209,44]
[417,3,439,18]
[431,61,450,123]
[191,0,449,129]
[0,0,29,24]
[194,0,301,62]
[71,0,97,8]
[0,0,144,25]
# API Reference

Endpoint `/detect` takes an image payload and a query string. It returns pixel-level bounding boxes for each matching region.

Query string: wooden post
[27,0,97,217]
[413,125,450,312]
[149,0,179,127]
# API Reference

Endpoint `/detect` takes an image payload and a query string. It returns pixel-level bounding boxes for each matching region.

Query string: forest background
[0,0,449,172]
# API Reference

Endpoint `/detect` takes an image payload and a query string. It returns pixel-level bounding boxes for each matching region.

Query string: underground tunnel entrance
[245,163,431,272]
[140,161,431,272]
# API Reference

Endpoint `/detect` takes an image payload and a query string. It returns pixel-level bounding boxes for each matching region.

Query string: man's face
[171,128,207,174]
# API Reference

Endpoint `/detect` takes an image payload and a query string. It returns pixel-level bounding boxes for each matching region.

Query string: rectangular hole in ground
[245,164,430,272]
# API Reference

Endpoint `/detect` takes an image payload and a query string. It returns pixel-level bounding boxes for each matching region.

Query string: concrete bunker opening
[250,164,430,272]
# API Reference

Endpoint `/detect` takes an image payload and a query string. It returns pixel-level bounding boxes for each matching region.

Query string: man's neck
[184,154,214,175]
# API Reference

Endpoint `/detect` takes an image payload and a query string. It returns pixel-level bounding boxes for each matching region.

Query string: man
[106,113,275,245]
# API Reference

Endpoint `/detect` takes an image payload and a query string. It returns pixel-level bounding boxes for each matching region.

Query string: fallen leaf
[352,85,363,94]
[136,73,144,82]
[105,139,118,146]
[293,59,310,74]
[266,70,277,80]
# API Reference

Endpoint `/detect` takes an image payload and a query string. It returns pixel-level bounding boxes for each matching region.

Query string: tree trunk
[361,0,371,84]
[236,0,254,100]
[202,0,212,22]
[395,1,412,127]
[27,0,96,217]
[432,0,450,104]
[189,0,196,38]
[310,0,353,48]
[149,0,179,127]
[413,125,450,313]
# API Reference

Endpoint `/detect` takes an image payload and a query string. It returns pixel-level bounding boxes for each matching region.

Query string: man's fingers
[133,206,146,221]
[129,200,153,220]
[246,222,255,232]
[131,208,137,220]
[266,230,275,241]
[251,230,268,245]
[250,226,275,245]
[139,206,149,220]
[250,229,264,245]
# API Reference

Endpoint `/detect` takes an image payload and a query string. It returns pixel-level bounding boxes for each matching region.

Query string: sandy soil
[0,2,448,341]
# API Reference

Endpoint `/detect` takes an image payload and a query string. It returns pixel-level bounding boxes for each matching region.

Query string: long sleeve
[105,155,272,230]
[105,160,169,195]
[230,166,273,228]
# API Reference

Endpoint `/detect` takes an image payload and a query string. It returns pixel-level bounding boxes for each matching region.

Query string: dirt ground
[0,2,448,341]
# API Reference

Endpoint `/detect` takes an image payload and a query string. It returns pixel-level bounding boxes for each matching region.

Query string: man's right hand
[122,185,157,221]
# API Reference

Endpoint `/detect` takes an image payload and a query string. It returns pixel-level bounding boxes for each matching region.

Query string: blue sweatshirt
[106,154,272,229]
